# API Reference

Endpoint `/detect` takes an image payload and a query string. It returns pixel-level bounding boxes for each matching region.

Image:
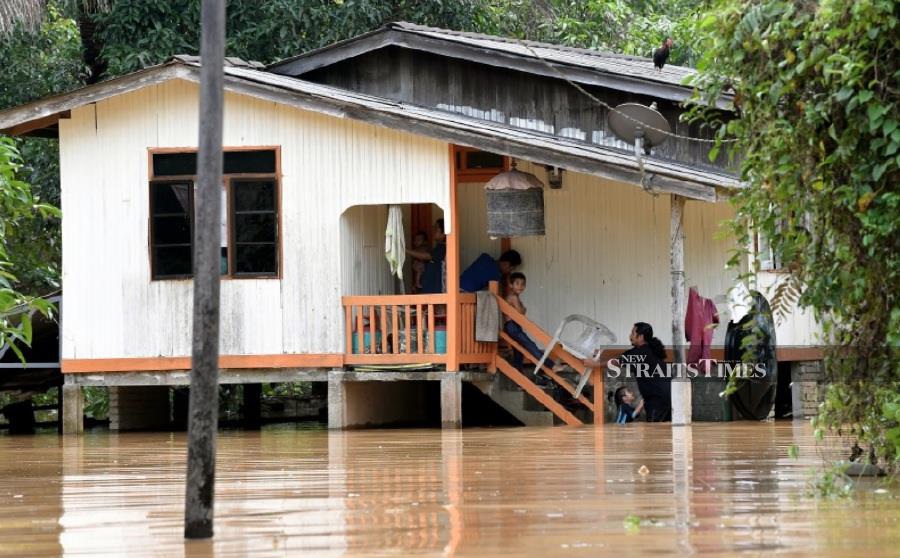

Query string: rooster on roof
[653,37,674,71]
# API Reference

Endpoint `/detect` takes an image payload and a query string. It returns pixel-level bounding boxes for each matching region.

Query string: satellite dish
[608,103,671,155]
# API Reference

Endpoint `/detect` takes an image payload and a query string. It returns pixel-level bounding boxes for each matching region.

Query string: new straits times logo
[608,353,769,380]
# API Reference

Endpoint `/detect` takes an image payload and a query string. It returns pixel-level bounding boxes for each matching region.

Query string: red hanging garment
[685,287,719,373]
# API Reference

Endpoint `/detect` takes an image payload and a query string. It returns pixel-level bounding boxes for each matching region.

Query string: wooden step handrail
[494,356,582,426]
[494,295,588,373]
[490,281,603,422]
[500,331,594,413]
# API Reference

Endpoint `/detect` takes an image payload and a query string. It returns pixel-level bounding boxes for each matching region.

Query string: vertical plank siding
[59,79,449,360]
[455,161,785,347]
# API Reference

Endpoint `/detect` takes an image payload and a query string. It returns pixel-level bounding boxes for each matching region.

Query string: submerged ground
[0,422,896,556]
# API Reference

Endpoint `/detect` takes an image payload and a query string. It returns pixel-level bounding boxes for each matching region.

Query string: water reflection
[0,423,895,556]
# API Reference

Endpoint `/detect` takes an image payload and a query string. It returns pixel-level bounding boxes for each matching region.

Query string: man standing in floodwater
[590,322,672,422]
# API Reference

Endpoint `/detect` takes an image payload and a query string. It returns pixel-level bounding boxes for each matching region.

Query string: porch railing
[457,293,497,366]
[342,294,448,365]
[341,292,497,368]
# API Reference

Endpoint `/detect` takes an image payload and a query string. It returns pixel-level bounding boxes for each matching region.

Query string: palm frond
[0,0,111,35]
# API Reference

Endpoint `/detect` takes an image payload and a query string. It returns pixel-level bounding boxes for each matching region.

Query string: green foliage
[477,0,712,66]
[690,0,899,470]
[93,0,493,75]
[0,139,60,361]
[83,386,108,419]
[0,4,81,294]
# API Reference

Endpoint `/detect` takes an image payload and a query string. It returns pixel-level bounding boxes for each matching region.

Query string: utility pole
[184,0,225,540]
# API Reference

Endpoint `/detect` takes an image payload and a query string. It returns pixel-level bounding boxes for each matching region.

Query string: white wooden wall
[339,204,396,297]
[455,161,822,347]
[58,79,449,359]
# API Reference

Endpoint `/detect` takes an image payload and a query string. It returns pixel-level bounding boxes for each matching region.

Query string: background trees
[690,0,898,470]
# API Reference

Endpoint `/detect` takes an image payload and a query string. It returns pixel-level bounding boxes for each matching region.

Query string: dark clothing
[616,403,637,424]
[460,253,501,292]
[504,321,554,371]
[420,243,446,294]
[621,344,671,422]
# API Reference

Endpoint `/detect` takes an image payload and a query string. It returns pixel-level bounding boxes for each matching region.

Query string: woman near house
[407,219,446,294]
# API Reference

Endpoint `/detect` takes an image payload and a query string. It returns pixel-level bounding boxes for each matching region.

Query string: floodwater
[0,423,896,557]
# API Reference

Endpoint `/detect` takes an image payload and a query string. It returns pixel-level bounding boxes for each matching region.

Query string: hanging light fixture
[484,160,546,237]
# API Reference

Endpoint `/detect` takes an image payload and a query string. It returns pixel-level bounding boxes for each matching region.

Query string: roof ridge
[388,21,678,68]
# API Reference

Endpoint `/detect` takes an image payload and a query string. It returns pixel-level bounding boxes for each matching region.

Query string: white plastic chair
[533,315,617,398]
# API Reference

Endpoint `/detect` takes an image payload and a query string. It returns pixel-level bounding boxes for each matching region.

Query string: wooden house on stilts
[0,23,824,432]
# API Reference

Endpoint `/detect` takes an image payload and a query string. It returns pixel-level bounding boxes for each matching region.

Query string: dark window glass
[235,214,277,243]
[231,179,278,276]
[235,244,277,274]
[155,246,193,277]
[152,150,276,177]
[153,153,197,177]
[153,182,192,213]
[153,216,192,244]
[151,181,193,278]
[233,180,275,211]
[223,150,276,174]
[465,151,504,169]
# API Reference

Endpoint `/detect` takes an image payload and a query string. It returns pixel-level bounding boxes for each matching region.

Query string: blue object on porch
[426,326,447,354]
[397,327,446,354]
[351,331,383,354]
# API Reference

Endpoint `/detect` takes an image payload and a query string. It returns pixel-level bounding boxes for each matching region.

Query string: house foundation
[791,360,825,420]
[61,383,84,435]
[109,386,170,431]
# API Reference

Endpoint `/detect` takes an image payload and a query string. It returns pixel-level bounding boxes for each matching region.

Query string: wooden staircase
[479,288,603,426]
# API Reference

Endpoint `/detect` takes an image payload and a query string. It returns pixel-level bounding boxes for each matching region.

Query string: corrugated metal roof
[389,22,696,90]
[220,65,735,193]
[0,59,737,200]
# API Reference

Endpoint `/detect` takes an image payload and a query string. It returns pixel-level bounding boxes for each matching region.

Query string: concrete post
[61,384,84,435]
[327,376,346,430]
[441,375,463,428]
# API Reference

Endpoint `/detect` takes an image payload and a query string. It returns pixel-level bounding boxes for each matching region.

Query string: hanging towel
[385,205,405,280]
[475,290,500,342]
[686,287,720,373]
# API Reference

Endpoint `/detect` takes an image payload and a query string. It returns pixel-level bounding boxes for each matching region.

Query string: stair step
[473,376,556,427]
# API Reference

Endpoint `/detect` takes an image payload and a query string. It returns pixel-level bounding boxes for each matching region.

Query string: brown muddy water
[0,422,896,557]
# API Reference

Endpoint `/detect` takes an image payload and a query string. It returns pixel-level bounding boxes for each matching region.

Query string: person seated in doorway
[591,322,671,422]
[503,272,567,378]
[410,231,429,293]
[610,386,644,424]
[407,219,446,294]
[460,249,522,293]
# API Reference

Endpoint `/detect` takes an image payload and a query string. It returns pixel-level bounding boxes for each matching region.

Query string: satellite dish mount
[608,102,672,183]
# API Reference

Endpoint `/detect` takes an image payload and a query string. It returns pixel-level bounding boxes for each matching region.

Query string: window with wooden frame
[149,148,280,280]
[454,146,508,181]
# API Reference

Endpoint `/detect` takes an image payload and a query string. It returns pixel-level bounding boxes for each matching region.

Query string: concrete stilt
[61,384,84,435]
[327,377,346,430]
[441,376,462,428]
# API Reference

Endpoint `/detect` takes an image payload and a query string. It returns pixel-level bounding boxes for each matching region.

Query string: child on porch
[411,231,428,292]
[503,273,567,378]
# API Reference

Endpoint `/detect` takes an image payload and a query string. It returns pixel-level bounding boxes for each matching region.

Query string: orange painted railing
[457,293,498,366]
[491,282,603,425]
[342,294,448,365]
